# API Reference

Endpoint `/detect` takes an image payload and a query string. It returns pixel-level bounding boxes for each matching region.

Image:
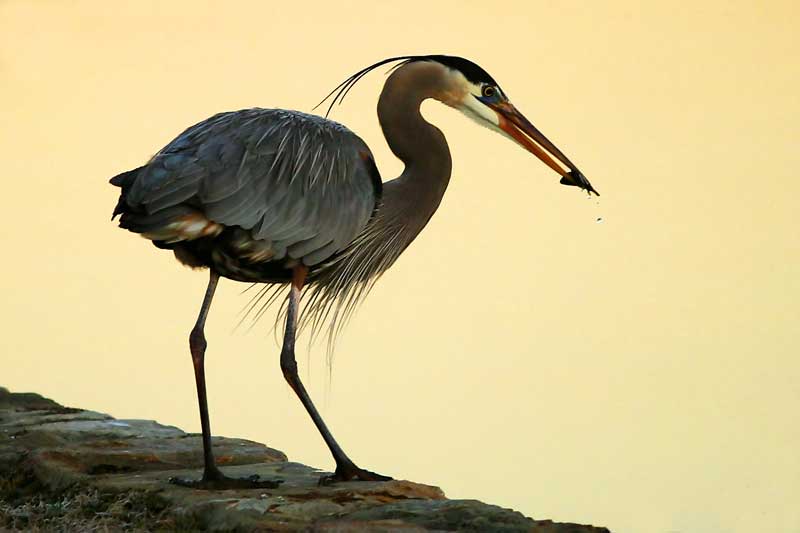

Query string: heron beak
[492,102,598,196]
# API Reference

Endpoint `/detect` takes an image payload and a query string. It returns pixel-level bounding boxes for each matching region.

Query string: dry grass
[0,470,173,532]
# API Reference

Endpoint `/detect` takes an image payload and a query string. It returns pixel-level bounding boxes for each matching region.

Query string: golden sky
[1,1,798,531]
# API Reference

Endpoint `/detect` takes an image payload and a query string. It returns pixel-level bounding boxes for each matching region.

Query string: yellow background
[1,1,798,531]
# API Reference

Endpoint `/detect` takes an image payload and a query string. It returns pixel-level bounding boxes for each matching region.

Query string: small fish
[560,169,599,196]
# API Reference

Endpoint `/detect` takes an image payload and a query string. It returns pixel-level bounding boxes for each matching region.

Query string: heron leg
[171,270,280,490]
[281,266,391,484]
[189,270,223,482]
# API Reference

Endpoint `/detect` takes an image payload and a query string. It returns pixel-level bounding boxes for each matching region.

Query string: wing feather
[120,108,379,266]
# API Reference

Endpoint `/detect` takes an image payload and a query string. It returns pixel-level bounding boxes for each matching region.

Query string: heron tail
[109,166,143,220]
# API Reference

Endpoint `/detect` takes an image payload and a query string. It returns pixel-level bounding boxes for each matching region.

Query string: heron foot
[169,470,282,490]
[318,462,392,485]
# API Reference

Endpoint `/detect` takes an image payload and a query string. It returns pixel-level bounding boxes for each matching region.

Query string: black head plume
[314,55,498,118]
[419,55,498,86]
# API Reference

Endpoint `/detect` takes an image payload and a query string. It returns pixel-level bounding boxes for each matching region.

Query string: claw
[319,464,392,485]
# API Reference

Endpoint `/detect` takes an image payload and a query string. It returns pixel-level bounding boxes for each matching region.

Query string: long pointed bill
[493,102,598,196]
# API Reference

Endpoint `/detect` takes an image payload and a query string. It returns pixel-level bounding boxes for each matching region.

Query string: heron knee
[189,327,207,362]
[280,348,299,383]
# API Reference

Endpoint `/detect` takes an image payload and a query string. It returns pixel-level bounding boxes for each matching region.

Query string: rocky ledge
[0,387,609,532]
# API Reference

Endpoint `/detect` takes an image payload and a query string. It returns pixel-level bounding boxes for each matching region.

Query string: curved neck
[377,62,453,229]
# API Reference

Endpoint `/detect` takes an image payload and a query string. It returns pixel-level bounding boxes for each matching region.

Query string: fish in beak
[491,101,598,196]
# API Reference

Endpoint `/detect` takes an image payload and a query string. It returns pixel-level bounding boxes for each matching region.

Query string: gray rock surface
[0,387,610,532]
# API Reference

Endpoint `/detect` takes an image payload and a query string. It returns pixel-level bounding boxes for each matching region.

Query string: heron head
[426,55,598,196]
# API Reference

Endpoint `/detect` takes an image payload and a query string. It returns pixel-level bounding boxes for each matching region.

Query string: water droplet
[596,217,604,223]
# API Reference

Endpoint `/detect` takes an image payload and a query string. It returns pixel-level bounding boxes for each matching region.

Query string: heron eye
[481,85,496,98]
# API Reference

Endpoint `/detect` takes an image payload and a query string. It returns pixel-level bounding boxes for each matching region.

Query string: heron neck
[377,67,453,234]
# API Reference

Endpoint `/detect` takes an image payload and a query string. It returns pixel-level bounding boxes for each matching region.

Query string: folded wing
[113,108,381,267]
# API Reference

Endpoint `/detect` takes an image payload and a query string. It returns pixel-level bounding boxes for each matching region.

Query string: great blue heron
[110,54,597,488]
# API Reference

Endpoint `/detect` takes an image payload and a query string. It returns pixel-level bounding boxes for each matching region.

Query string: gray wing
[123,108,380,266]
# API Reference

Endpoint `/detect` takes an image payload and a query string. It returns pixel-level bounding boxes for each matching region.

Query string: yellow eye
[482,85,496,98]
